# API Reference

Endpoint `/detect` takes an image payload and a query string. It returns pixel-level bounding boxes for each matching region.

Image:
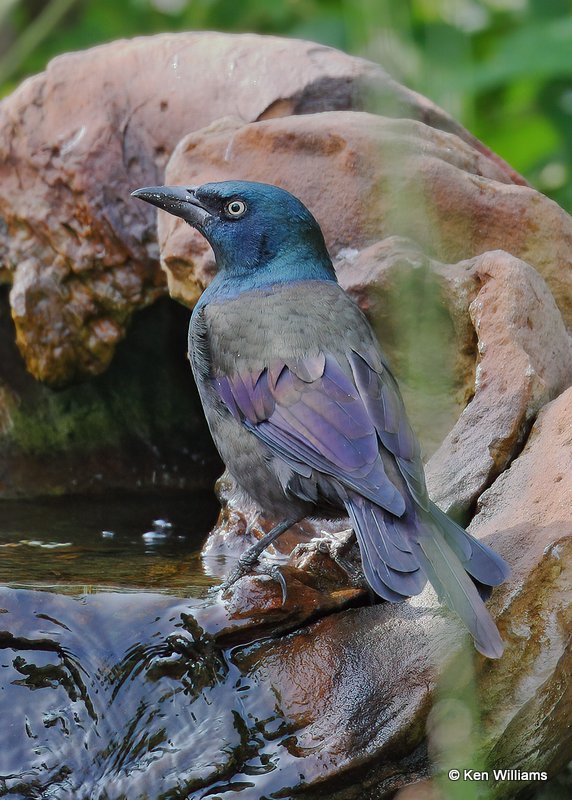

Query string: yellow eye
[225,199,247,218]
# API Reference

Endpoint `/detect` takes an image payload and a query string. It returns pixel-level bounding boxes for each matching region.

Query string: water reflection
[0,586,294,799]
[0,492,219,594]
[0,492,307,799]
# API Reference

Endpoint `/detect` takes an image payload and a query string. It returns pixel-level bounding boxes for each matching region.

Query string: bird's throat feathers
[201,246,338,302]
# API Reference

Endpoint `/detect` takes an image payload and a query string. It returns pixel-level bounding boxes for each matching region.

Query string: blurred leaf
[478,111,560,174]
[0,0,20,31]
[289,13,348,49]
[451,15,572,91]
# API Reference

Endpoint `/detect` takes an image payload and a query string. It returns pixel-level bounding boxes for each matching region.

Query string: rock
[470,386,572,534]
[160,111,523,305]
[0,32,499,387]
[159,110,572,328]
[467,390,572,796]
[204,569,364,646]
[1,31,551,501]
[426,251,572,515]
[395,782,439,800]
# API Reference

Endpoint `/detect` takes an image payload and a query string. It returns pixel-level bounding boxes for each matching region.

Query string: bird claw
[268,565,288,605]
[217,559,287,604]
[290,528,364,586]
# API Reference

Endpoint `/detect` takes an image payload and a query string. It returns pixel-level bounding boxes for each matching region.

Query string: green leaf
[452,14,572,91]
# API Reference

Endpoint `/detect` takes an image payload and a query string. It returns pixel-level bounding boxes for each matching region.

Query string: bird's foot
[290,528,364,586]
[218,557,288,604]
[217,517,299,601]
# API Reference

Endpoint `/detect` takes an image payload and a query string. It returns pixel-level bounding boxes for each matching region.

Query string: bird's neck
[199,248,337,304]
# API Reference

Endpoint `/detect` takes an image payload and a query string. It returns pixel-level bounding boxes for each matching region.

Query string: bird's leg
[219,517,300,595]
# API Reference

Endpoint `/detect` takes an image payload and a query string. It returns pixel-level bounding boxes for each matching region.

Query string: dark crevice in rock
[465,412,538,528]
[0,290,222,497]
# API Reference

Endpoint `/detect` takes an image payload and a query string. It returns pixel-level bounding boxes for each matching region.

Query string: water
[0,492,219,594]
[0,491,263,799]
[0,491,327,800]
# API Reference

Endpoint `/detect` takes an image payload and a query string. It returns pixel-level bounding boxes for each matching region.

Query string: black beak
[131,185,210,227]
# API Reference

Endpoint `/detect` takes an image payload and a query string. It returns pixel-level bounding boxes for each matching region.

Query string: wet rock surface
[0,581,363,799]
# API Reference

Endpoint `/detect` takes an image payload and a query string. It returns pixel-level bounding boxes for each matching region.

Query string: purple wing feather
[212,351,407,517]
[347,348,427,504]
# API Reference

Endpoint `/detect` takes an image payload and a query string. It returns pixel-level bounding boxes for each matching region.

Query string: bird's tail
[345,494,510,658]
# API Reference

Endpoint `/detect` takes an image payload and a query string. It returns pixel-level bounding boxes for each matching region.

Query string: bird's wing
[346,346,429,509]
[212,348,420,517]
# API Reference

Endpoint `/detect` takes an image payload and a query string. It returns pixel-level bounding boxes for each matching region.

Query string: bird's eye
[225,199,247,218]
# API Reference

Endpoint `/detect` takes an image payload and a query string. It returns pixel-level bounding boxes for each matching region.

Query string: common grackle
[132,181,510,658]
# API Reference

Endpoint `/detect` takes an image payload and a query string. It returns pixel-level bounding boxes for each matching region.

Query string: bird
[132,180,510,658]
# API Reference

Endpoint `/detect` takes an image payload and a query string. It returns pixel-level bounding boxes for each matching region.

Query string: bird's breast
[197,280,374,379]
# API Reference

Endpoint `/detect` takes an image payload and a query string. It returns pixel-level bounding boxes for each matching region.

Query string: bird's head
[132,180,337,290]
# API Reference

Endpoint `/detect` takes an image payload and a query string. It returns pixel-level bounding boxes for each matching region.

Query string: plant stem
[0,0,78,86]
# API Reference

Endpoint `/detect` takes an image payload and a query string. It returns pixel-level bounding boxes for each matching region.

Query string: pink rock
[0,32,414,384]
[466,391,572,781]
[426,251,572,514]
[471,386,572,535]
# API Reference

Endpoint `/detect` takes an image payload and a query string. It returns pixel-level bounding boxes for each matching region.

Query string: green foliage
[1,0,571,206]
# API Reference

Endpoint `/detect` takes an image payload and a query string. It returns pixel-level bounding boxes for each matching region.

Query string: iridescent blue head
[132,180,337,293]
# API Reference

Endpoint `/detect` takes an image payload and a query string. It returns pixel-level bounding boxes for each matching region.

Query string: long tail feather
[345,494,507,658]
[345,494,426,601]
[428,502,510,587]
[414,527,505,658]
